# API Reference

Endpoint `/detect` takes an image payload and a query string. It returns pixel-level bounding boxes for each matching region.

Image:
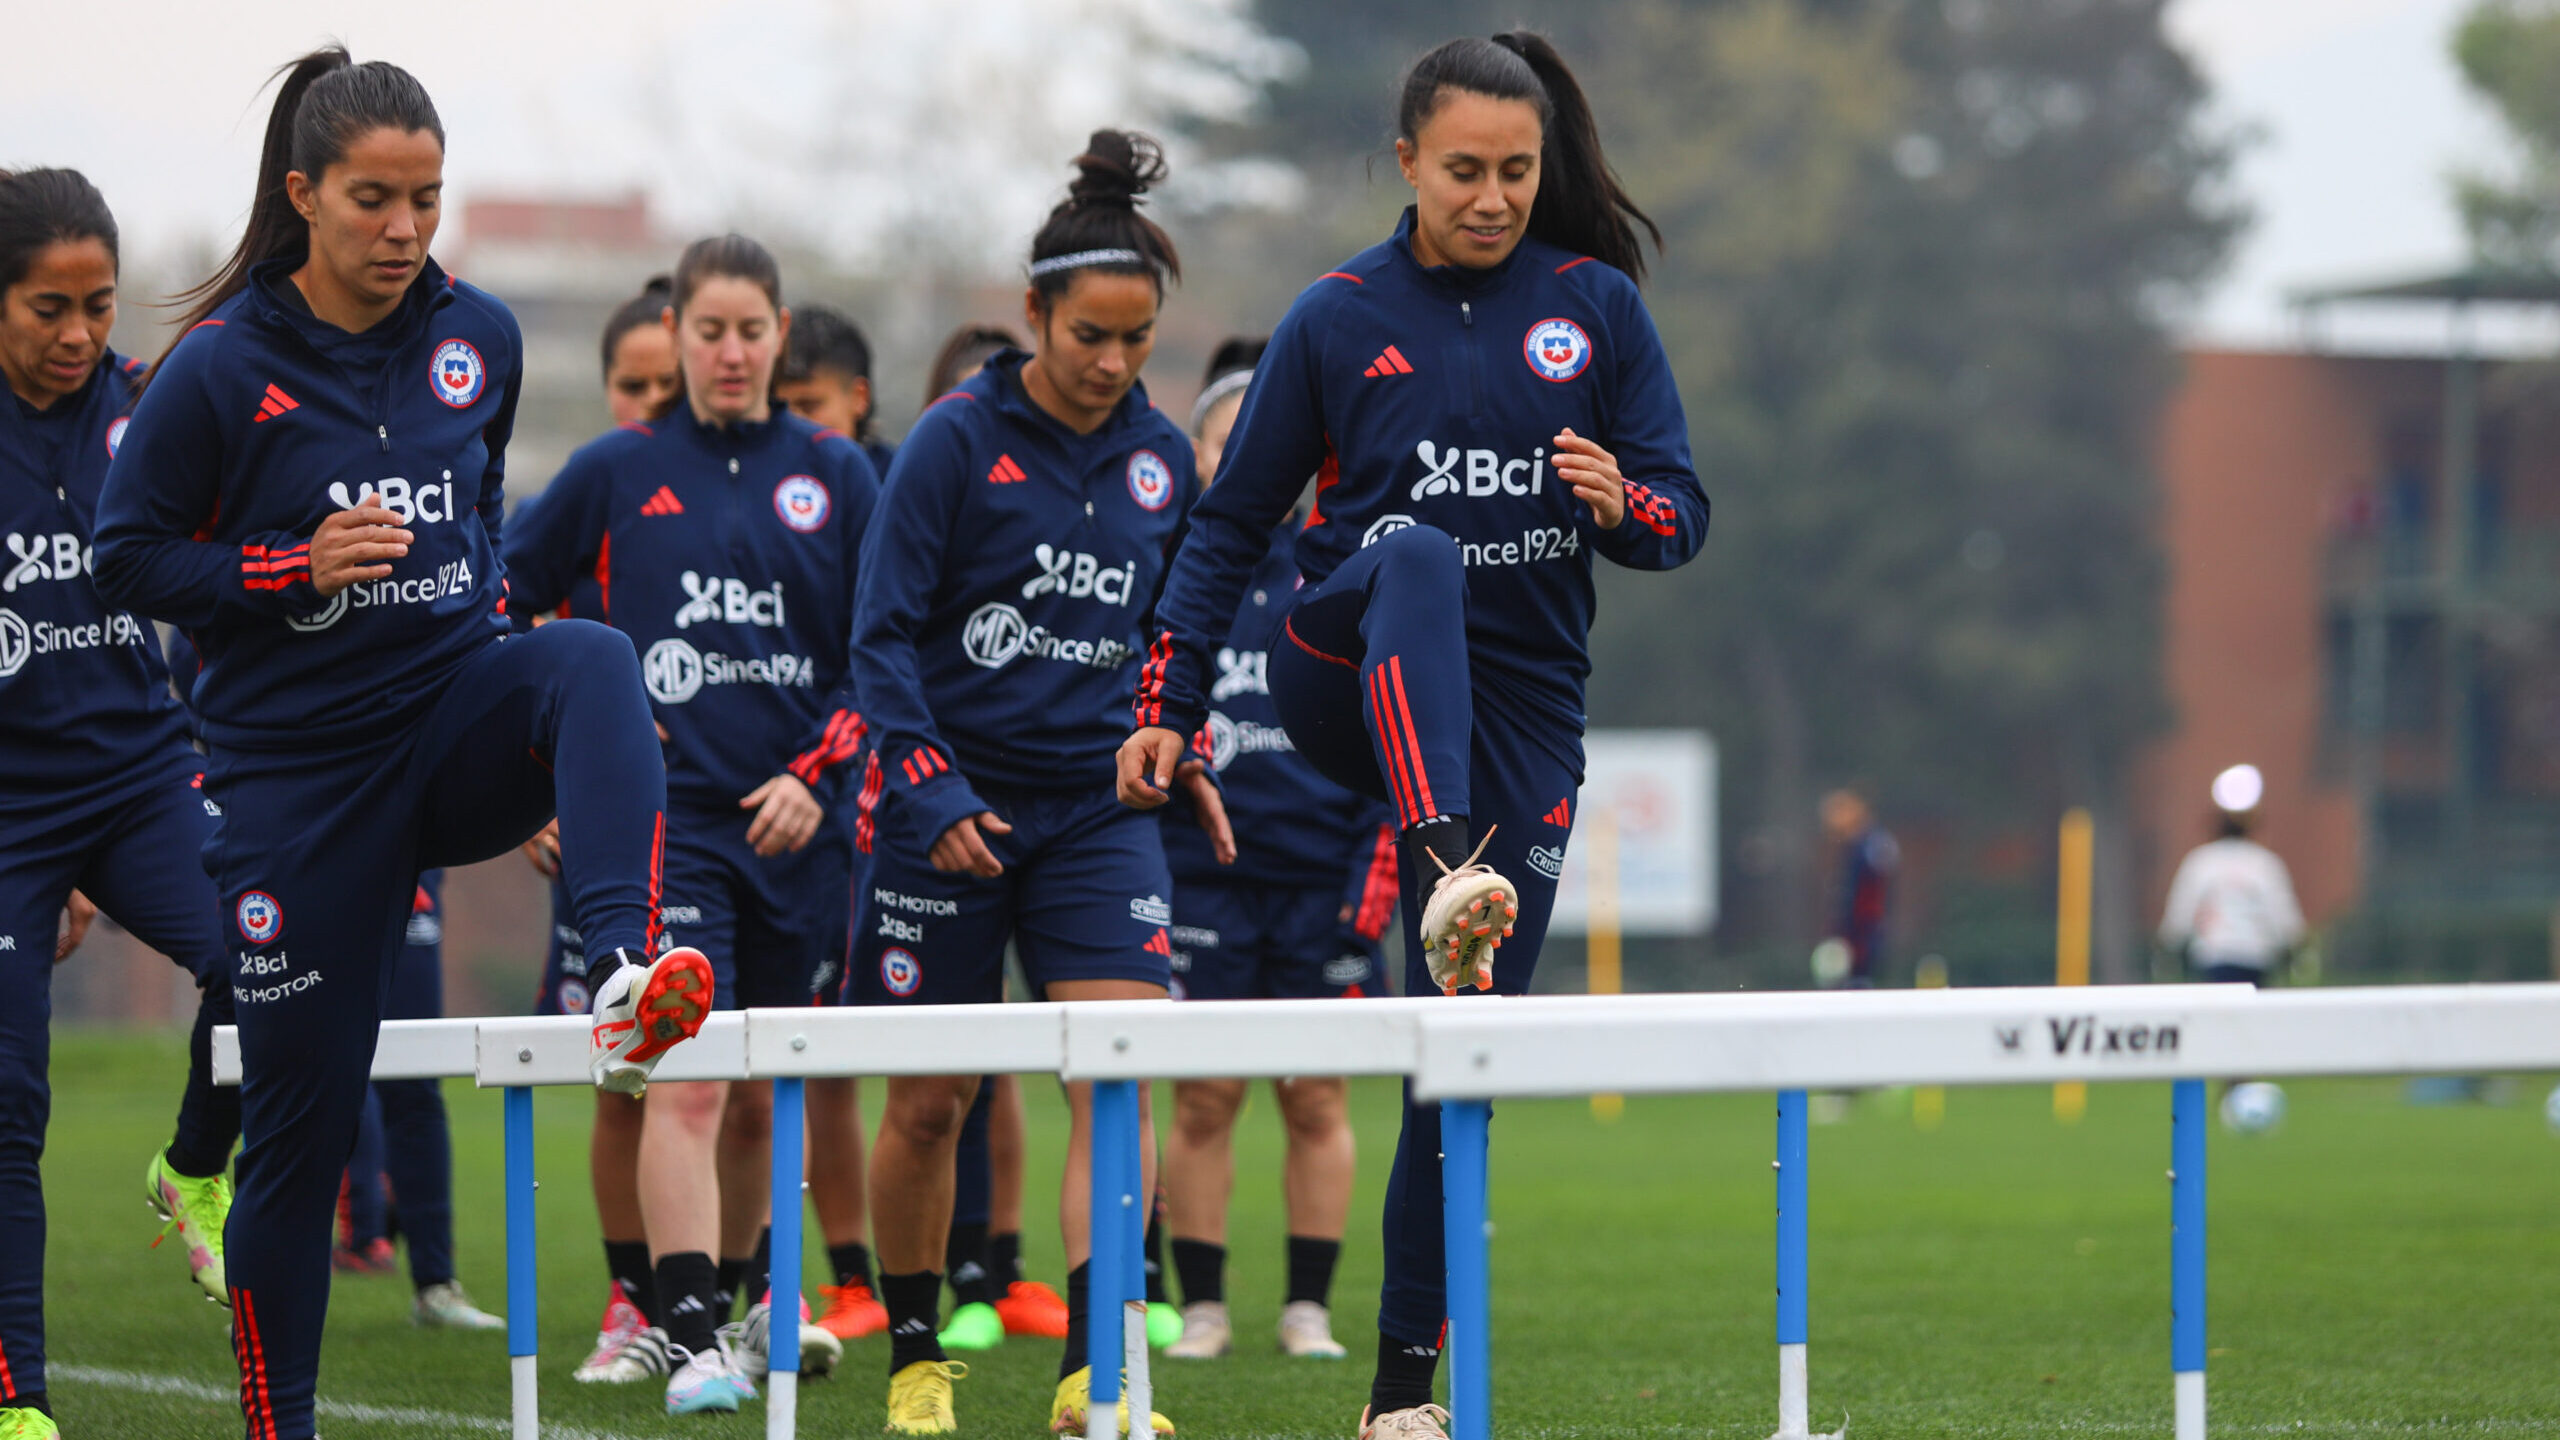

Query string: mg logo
[287,590,351,633]
[962,601,1029,669]
[643,637,705,703]
[0,609,25,677]
[1362,514,1416,548]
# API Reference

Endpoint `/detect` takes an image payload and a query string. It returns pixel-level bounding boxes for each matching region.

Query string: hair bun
[1067,130,1167,211]
[640,273,674,296]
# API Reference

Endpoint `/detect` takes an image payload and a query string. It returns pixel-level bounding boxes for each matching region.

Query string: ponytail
[1026,130,1181,308]
[162,46,444,347]
[1398,33,1661,283]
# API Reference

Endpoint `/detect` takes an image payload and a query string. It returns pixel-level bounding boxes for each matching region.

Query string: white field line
[55,1366,2560,1439]
[54,1363,646,1439]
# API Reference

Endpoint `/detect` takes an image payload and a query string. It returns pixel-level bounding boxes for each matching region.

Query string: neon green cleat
[937,1299,1004,1350]
[1146,1300,1183,1350]
[144,1147,231,1305]
[0,1407,59,1439]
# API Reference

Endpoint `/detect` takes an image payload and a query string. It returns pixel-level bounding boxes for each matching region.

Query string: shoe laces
[889,1361,965,1419]
[1368,1404,1452,1440]
[1424,827,1499,887]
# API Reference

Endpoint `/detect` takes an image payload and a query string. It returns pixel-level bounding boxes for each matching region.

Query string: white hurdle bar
[213,983,2560,1440]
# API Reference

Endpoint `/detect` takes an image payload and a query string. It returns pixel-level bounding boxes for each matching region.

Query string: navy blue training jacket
[0,349,197,818]
[502,406,878,812]
[1161,519,1395,912]
[93,258,521,753]
[851,350,1196,855]
[1138,210,1709,742]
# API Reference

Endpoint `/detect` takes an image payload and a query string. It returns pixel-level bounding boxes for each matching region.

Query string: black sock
[882,1270,946,1374]
[1370,1329,1442,1416]
[1403,816,1472,904]
[1059,1261,1090,1381]
[0,1395,46,1419]
[715,1255,750,1321]
[605,1240,658,1326]
[829,1242,875,1291]
[1143,1209,1168,1304]
[946,1220,993,1307]
[988,1231,1024,1288]
[1170,1238,1225,1307]
[655,1252,721,1358]
[1286,1235,1341,1307]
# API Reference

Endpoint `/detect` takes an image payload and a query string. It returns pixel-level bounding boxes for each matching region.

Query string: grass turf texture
[36,1028,2560,1437]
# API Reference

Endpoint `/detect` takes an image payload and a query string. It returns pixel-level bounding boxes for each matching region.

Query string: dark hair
[778,305,876,438]
[1202,336,1265,389]
[0,169,118,294]
[1028,130,1181,307]
[924,323,1021,407]
[168,47,444,342]
[598,274,673,381]
[672,233,781,313]
[1397,32,1660,283]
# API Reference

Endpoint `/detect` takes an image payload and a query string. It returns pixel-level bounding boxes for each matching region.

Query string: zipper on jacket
[378,424,389,453]
[1459,300,1485,417]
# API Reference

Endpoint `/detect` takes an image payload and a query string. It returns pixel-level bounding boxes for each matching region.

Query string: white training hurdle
[211,982,2560,1440]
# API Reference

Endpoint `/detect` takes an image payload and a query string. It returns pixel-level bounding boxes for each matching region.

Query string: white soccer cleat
[412,1281,506,1331]
[727,1297,842,1383]
[589,946,714,1093]
[578,1325,671,1383]
[1165,1300,1231,1359]
[1277,1300,1345,1359]
[1360,1403,1452,1439]
[1417,830,1515,995]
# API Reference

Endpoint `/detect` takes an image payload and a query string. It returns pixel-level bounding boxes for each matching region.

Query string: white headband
[1189,368,1254,433]
[1029,247,1149,279]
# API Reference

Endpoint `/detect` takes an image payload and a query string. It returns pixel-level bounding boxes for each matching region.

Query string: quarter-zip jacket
[1138,210,1709,741]
[502,405,878,811]
[851,350,1196,854]
[1160,518,1388,892]
[0,349,196,817]
[93,258,521,753]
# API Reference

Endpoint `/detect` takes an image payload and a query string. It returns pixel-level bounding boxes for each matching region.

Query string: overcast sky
[3,0,2516,347]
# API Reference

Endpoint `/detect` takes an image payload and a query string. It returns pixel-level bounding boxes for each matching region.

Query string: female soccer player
[849,130,1228,1436]
[776,303,895,478]
[0,166,247,1440]
[93,51,709,1440]
[1158,339,1396,1365]
[504,232,878,1413]
[1120,34,1707,1440]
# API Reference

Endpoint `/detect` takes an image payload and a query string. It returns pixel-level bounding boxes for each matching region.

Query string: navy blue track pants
[211,622,664,1440]
[342,872,457,1288]
[0,767,234,1414]
[1267,523,1584,1348]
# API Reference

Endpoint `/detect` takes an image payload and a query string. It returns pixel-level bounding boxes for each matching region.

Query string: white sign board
[1545,729,1716,937]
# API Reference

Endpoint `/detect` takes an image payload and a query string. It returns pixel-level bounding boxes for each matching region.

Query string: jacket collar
[977,348,1158,450]
[245,255,451,347]
[1390,206,1526,295]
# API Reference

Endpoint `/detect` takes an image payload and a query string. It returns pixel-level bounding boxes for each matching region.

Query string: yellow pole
[2054,807,2094,1123]
[1913,955,1948,1131]
[1588,806,1624,1123]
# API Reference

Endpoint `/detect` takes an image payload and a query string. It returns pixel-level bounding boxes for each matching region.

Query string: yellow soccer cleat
[144,1147,231,1305]
[0,1407,59,1439]
[884,1359,966,1434]
[1050,1365,1173,1436]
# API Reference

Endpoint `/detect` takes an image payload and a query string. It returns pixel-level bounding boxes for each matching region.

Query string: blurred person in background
[1120,33,1708,1440]
[2159,764,2304,986]
[504,233,879,1414]
[516,274,696,1385]
[776,303,896,478]
[94,51,707,1440]
[847,130,1225,1436]
[923,322,1020,409]
[1158,336,1394,1366]
[0,167,245,1440]
[1820,788,1896,989]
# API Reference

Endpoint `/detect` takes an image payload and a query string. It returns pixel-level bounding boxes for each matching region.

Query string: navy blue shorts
[850,785,1173,1005]
[2194,962,2268,987]
[656,803,855,1010]
[1168,880,1380,1001]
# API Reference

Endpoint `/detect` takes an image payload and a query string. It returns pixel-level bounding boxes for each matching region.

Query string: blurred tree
[2452,0,2560,268]
[1228,1,2241,974]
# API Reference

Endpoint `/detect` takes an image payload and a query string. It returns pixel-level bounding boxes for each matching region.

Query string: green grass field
[34,1028,2560,1437]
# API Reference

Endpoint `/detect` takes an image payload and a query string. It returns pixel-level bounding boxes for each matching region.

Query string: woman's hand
[520,819,561,878]
[1117,726,1191,809]
[1552,428,1625,531]
[1176,759,1237,865]
[741,773,824,857]
[930,812,1014,877]
[55,890,96,964]
[309,493,413,597]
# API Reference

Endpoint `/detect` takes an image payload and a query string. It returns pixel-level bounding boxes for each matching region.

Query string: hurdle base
[2175,1369,2204,1440]
[1769,1343,1845,1440]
